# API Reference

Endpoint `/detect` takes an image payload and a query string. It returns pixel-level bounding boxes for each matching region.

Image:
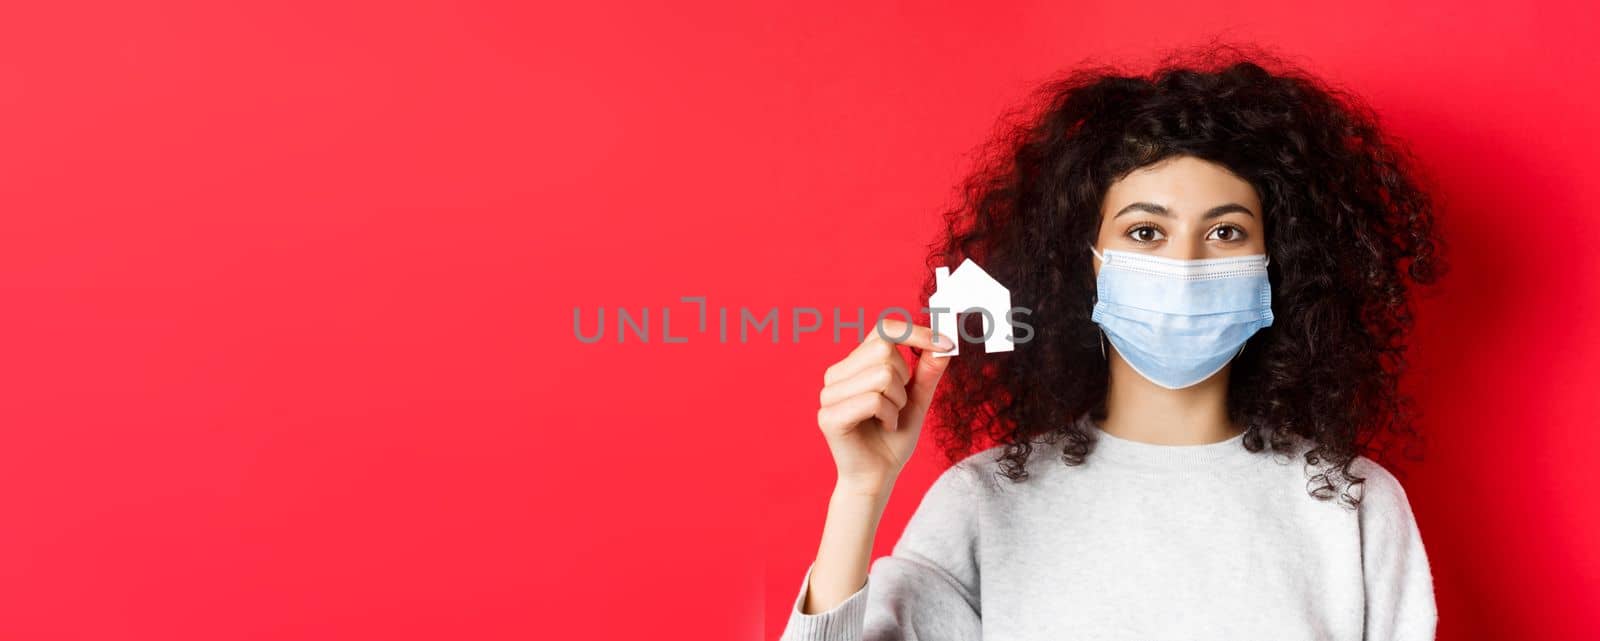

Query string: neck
[1099,343,1242,445]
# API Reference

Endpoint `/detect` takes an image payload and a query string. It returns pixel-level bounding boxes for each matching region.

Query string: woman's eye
[1128,225,1163,243]
[1209,225,1246,242]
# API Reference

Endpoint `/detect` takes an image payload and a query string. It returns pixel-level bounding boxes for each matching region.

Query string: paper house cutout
[928,258,1013,357]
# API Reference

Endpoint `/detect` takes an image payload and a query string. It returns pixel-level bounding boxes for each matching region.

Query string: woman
[781,45,1447,641]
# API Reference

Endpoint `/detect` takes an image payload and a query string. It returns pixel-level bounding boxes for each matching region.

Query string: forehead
[1102,155,1261,214]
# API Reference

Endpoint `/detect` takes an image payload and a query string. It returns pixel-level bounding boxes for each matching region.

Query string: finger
[824,340,910,386]
[905,346,953,414]
[818,392,900,433]
[871,319,956,353]
[819,362,908,409]
[869,393,900,431]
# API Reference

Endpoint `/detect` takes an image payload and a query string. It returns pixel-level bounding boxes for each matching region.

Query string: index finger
[869,318,954,352]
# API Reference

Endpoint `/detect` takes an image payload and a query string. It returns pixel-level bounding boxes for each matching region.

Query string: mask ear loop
[1088,244,1108,360]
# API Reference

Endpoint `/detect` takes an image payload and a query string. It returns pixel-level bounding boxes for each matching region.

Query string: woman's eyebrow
[1113,202,1256,218]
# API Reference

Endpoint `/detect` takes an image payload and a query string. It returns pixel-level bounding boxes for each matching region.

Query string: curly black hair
[918,42,1449,508]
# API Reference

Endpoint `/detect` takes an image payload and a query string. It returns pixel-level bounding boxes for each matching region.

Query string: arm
[780,462,983,641]
[1356,458,1439,641]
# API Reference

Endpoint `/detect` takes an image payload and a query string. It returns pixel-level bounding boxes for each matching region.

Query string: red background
[2,1,1597,639]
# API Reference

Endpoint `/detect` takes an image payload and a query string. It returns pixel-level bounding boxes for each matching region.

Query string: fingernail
[934,336,953,350]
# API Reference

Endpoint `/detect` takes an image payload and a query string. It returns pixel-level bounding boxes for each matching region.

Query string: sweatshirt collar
[1078,412,1255,470]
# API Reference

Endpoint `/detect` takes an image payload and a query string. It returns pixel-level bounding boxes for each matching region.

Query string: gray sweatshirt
[779,412,1438,640]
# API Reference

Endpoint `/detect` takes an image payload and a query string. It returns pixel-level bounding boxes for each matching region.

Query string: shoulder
[1347,454,1421,526]
[901,443,1014,522]
[921,446,999,499]
[1267,432,1417,503]
[934,436,1106,495]
[941,441,1031,492]
[889,448,997,573]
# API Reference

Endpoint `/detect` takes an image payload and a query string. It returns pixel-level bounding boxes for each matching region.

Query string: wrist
[833,473,896,500]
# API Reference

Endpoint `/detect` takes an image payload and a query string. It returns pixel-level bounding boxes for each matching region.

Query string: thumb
[906,347,953,412]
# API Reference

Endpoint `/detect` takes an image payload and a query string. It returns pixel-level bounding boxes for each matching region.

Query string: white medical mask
[1089,245,1274,389]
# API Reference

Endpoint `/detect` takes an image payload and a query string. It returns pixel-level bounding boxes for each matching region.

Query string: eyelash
[1127,224,1248,244]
